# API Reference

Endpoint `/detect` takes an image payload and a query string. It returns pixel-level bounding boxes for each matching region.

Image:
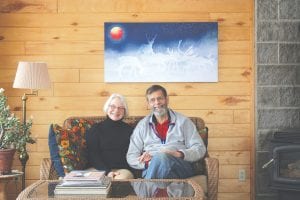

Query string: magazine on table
[54,169,112,195]
[56,176,111,188]
[54,185,111,195]
[63,170,106,181]
[54,181,112,195]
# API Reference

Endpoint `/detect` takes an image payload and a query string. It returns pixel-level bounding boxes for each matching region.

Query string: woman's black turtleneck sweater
[85,117,133,173]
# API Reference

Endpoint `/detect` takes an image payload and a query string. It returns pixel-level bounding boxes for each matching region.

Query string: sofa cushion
[48,119,94,176]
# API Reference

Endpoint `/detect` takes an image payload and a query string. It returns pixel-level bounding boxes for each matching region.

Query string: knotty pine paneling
[219,68,252,82]
[234,110,251,123]
[0,27,104,41]
[80,69,103,82]
[0,13,250,27]
[25,41,103,55]
[218,193,250,200]
[219,27,250,41]
[210,151,251,165]
[183,110,235,124]
[0,69,16,82]
[219,54,251,68]
[58,0,251,13]
[31,124,53,139]
[219,41,251,54]
[52,83,251,96]
[23,152,50,165]
[0,55,103,69]
[24,165,40,180]
[0,0,254,199]
[0,0,57,13]
[209,138,250,151]
[49,69,80,82]
[0,69,80,83]
[0,41,24,55]
[219,164,250,179]
[208,124,251,137]
[36,139,50,152]
[219,179,250,193]
[2,84,53,97]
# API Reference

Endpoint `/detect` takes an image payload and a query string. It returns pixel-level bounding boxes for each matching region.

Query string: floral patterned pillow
[49,119,94,176]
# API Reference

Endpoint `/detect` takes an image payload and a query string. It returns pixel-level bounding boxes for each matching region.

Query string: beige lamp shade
[13,61,51,89]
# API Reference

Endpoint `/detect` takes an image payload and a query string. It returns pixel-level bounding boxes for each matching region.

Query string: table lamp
[13,61,51,189]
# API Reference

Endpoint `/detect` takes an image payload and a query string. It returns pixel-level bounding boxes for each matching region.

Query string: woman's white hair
[103,93,129,117]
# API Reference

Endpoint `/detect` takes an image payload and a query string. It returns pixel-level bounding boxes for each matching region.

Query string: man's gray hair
[103,93,129,116]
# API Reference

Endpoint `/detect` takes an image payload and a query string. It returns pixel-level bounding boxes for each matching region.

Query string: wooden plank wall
[0,0,254,199]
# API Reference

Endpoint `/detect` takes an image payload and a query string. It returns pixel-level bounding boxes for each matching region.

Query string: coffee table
[17,179,205,199]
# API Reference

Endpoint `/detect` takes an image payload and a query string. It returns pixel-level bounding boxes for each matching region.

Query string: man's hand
[161,149,184,158]
[138,151,152,163]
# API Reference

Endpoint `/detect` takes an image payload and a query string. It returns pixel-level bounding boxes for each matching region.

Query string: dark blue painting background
[105,22,218,52]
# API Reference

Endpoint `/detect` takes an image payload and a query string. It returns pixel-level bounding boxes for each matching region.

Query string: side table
[0,170,23,200]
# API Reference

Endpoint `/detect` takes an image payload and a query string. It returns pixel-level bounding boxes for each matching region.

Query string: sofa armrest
[205,156,219,200]
[40,158,59,180]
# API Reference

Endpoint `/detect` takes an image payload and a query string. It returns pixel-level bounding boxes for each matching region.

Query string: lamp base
[19,151,28,190]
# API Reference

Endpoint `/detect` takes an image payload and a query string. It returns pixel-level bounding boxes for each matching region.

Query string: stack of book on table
[54,170,111,195]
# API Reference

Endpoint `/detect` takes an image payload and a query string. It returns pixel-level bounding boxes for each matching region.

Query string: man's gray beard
[153,107,168,117]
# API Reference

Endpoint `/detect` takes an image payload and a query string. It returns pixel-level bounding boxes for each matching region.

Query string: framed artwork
[104,22,218,82]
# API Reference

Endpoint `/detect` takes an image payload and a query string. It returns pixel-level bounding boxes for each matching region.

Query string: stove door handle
[262,158,274,169]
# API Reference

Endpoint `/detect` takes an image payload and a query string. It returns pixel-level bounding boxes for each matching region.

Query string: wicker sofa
[40,116,219,200]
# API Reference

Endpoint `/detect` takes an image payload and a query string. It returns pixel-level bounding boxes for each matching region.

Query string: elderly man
[127,85,206,179]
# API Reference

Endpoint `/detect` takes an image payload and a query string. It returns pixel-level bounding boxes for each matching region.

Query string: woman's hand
[138,151,152,163]
[107,171,120,179]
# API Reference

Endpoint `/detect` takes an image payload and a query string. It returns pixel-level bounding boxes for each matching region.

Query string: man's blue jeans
[142,152,195,179]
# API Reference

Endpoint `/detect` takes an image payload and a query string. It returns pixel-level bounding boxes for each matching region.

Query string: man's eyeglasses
[109,104,125,111]
[148,96,165,104]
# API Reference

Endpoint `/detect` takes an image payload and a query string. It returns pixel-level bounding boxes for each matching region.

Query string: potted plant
[0,88,35,174]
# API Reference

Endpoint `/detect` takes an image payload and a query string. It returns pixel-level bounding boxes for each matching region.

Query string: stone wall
[255,0,300,199]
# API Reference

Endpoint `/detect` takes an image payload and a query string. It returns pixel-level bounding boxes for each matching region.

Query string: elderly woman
[85,93,134,179]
